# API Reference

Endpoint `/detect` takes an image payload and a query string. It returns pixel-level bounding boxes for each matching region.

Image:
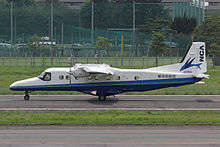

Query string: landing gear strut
[98,95,106,101]
[24,91,30,101]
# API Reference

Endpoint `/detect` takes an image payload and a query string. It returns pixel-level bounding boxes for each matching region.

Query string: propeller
[68,54,73,84]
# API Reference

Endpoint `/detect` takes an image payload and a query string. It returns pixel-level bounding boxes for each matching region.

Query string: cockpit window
[38,72,51,81]
[44,73,51,81]
[38,72,46,80]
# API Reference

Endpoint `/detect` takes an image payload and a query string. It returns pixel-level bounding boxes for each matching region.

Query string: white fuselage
[10,65,199,96]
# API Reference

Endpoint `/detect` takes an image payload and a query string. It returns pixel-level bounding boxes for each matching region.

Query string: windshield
[38,72,46,80]
[38,72,51,81]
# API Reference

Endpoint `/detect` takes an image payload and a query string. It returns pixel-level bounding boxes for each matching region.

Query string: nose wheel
[24,91,30,101]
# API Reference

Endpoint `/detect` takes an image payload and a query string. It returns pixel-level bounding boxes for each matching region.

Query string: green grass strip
[1,110,220,125]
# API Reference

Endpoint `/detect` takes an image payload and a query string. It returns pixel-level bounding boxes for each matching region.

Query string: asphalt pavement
[0,95,220,147]
[0,126,220,147]
[0,95,219,111]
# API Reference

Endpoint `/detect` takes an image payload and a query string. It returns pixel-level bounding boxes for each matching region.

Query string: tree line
[0,0,171,42]
[0,0,79,42]
[4,0,220,60]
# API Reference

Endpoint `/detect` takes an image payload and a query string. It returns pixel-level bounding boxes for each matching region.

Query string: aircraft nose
[9,77,40,91]
[9,82,18,90]
[9,80,27,91]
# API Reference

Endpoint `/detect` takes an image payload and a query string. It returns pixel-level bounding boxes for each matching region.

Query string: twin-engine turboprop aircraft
[10,42,209,101]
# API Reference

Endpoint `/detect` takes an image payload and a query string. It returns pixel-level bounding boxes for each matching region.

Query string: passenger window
[75,77,79,80]
[88,75,92,80]
[95,76,99,80]
[66,75,70,80]
[106,75,111,80]
[44,73,51,81]
[158,75,161,78]
[59,75,64,80]
[134,76,139,80]
[116,76,120,80]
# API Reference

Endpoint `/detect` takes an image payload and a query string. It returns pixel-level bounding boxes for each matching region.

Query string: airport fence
[0,55,214,68]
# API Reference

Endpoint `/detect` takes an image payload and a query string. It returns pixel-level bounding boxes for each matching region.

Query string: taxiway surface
[0,95,219,111]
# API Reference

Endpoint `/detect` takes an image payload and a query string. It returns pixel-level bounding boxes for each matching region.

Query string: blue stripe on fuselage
[10,77,201,92]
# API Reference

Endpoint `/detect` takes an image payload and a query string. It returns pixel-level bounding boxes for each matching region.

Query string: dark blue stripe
[10,78,201,93]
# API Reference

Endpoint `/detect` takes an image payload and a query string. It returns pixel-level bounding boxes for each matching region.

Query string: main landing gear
[98,95,106,101]
[24,91,30,101]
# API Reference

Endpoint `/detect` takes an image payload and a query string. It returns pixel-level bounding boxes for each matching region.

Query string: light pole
[91,2,94,44]
[133,1,135,55]
[79,14,81,44]
[14,16,16,44]
[11,1,13,47]
[202,0,205,22]
[50,1,54,65]
[61,23,64,56]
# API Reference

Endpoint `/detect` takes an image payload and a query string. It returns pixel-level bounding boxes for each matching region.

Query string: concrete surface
[0,126,220,147]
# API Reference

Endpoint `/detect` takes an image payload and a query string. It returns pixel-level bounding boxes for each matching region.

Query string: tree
[27,35,42,66]
[80,0,168,29]
[209,43,220,66]
[138,18,170,34]
[149,31,167,66]
[93,36,110,62]
[7,0,35,7]
[209,43,220,57]
[94,36,110,51]
[0,1,79,43]
[193,16,220,57]
[80,0,113,28]
[171,14,196,34]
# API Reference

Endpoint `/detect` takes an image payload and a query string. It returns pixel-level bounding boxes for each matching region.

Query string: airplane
[10,42,209,101]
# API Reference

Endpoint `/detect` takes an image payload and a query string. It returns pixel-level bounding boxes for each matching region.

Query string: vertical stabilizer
[180,42,207,74]
[147,42,207,76]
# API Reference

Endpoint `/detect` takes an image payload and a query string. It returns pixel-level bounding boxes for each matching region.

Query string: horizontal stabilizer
[195,81,205,84]
[195,74,210,79]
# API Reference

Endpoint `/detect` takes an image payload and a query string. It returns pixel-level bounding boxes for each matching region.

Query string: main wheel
[98,95,106,101]
[24,94,30,101]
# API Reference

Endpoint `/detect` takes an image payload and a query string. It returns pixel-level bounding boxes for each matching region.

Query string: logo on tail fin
[180,58,202,71]
[199,45,205,62]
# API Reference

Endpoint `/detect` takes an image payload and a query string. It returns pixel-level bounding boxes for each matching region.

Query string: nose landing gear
[24,91,30,101]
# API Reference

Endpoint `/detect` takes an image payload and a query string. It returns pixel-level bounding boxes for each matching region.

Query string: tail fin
[179,42,207,74]
[149,42,207,76]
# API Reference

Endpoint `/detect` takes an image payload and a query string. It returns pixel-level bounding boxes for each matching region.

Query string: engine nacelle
[71,68,88,78]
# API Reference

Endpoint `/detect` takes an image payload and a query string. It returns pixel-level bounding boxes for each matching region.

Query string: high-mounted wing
[83,65,114,75]
[69,64,114,78]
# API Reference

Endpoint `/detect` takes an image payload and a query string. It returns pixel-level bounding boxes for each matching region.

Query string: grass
[0,110,220,125]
